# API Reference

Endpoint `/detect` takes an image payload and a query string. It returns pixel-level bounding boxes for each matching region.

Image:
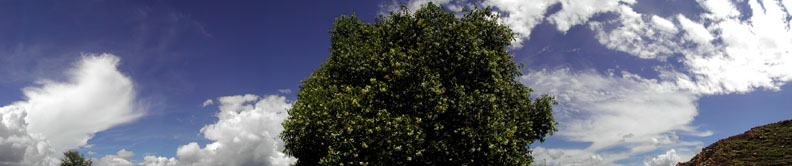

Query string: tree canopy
[60,151,93,166]
[281,2,557,165]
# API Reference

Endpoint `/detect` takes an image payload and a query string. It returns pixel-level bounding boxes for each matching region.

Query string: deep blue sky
[1,0,790,165]
[0,0,384,161]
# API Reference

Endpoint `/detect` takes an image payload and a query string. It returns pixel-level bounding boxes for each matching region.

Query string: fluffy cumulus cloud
[484,0,635,48]
[175,94,296,166]
[0,54,142,165]
[22,54,144,152]
[681,0,792,94]
[139,156,178,166]
[591,0,792,95]
[0,105,58,166]
[97,149,137,166]
[384,0,792,164]
[95,94,295,166]
[643,149,681,166]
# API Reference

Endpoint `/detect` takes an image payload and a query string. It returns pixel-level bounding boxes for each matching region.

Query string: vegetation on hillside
[679,119,792,166]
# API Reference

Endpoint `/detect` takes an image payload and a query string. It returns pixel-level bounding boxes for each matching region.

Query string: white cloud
[699,0,740,20]
[643,149,681,166]
[532,147,620,166]
[385,0,792,95]
[276,89,291,94]
[566,155,606,166]
[0,54,142,165]
[81,144,95,149]
[381,0,633,48]
[486,0,635,48]
[117,149,135,159]
[784,0,792,16]
[651,15,677,34]
[677,14,714,44]
[678,0,792,94]
[96,149,178,166]
[379,0,455,15]
[201,99,214,107]
[651,132,679,146]
[175,94,296,166]
[21,54,144,153]
[388,0,792,164]
[374,0,792,164]
[521,68,707,164]
[140,156,178,166]
[522,69,698,147]
[527,0,792,164]
[98,149,136,166]
[480,0,555,48]
[101,94,296,166]
[589,5,681,60]
[546,0,634,32]
[591,0,792,95]
[97,157,135,166]
[0,105,58,166]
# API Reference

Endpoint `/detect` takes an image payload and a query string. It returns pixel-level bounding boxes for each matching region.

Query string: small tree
[282,2,557,165]
[60,150,93,166]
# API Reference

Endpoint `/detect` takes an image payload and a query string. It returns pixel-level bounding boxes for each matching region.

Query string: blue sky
[1,0,791,165]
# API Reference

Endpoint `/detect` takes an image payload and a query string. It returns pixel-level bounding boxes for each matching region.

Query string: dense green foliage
[281,3,557,165]
[60,151,92,166]
[680,119,792,166]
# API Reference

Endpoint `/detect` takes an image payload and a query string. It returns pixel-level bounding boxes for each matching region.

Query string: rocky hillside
[678,119,792,166]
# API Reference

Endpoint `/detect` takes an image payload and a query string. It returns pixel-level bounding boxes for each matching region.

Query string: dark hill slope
[679,119,792,166]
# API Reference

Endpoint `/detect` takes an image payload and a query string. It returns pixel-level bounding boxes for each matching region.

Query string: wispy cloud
[201,99,214,107]
[81,144,95,149]
[521,68,705,164]
[277,89,292,94]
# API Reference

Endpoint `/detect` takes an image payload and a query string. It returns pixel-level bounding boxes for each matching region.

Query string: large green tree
[282,3,557,165]
[60,151,93,166]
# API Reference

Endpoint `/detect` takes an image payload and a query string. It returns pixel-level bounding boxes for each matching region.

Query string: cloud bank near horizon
[98,94,296,166]
[0,54,296,166]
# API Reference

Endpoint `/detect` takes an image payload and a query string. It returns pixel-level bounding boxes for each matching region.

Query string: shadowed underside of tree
[281,2,557,166]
